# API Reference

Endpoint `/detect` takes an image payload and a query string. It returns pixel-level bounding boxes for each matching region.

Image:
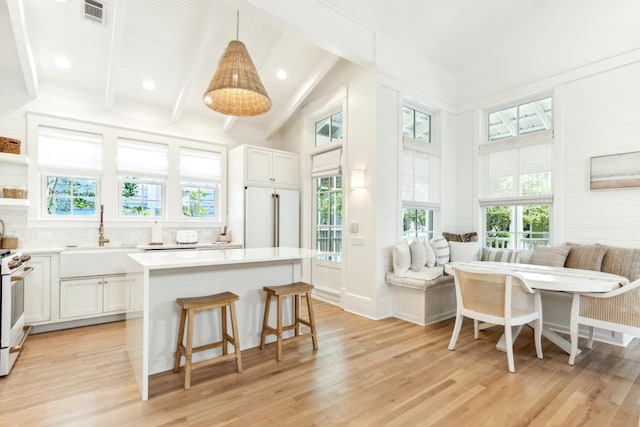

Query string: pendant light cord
[236,10,239,40]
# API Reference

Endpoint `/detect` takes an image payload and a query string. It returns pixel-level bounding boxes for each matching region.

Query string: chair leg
[173,308,186,373]
[228,301,243,373]
[448,314,464,350]
[587,326,595,349]
[504,323,515,373]
[534,316,543,360]
[276,295,283,362]
[473,319,480,339]
[294,294,300,337]
[260,293,272,350]
[569,318,579,366]
[184,308,195,389]
[306,291,318,350]
[221,305,228,356]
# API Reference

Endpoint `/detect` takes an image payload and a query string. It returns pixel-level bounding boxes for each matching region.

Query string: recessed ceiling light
[142,79,156,91]
[276,70,287,80]
[54,56,71,69]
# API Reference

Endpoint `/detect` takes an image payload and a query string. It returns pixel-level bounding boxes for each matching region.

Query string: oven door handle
[10,325,32,354]
[10,266,33,282]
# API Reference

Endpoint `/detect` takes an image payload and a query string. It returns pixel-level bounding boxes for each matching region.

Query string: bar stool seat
[260,282,318,361]
[173,291,242,390]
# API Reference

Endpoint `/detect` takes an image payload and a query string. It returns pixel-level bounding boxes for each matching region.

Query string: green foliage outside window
[46,176,96,216]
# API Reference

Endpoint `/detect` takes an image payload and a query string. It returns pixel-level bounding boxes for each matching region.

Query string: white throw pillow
[392,241,411,275]
[409,240,427,272]
[422,240,436,268]
[449,241,481,262]
[429,236,450,266]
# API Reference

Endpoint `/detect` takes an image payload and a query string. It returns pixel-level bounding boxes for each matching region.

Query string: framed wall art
[590,151,640,190]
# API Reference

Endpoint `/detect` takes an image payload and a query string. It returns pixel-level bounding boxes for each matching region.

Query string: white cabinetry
[25,255,52,323]
[244,146,297,188]
[60,274,132,319]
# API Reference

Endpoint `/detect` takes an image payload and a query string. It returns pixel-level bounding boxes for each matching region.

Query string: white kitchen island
[125,247,323,401]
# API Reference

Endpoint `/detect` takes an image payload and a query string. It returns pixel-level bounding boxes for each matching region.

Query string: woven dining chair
[448,265,543,373]
[569,278,640,365]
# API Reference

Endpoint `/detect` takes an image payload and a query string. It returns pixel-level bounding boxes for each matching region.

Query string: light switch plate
[349,222,359,233]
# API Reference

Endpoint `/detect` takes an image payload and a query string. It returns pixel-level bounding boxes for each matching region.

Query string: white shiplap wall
[557,62,640,247]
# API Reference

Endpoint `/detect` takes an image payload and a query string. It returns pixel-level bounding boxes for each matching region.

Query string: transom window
[488,97,552,141]
[315,112,343,147]
[403,106,431,143]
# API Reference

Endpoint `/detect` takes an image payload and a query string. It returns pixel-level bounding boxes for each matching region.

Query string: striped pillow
[429,236,450,266]
[529,246,570,267]
[601,246,640,281]
[564,244,606,271]
[481,248,520,263]
[409,240,427,272]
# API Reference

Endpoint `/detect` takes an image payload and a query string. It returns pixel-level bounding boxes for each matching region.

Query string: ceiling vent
[83,0,105,25]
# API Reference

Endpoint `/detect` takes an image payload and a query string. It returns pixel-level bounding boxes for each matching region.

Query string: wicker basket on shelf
[1,237,18,249]
[0,137,21,155]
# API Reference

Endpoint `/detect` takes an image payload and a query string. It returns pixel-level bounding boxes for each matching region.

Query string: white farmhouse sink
[60,247,141,278]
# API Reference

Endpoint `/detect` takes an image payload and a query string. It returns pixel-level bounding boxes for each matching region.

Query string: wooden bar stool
[173,291,242,390]
[260,282,318,361]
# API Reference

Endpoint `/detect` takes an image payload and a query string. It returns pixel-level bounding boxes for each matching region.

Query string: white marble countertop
[137,242,241,251]
[129,247,324,270]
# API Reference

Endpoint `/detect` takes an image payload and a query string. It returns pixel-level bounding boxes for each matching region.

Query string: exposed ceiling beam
[171,2,218,123]
[6,0,38,97]
[104,0,128,110]
[265,54,339,140]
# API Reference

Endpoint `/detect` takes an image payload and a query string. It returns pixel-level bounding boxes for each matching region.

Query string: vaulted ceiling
[2,0,640,138]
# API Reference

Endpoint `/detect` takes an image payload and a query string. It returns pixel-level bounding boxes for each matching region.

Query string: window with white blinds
[311,148,342,178]
[402,149,441,206]
[38,126,103,172]
[480,98,553,249]
[179,147,221,219]
[179,147,222,181]
[117,138,169,177]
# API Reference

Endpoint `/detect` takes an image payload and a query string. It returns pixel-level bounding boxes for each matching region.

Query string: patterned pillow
[442,232,462,242]
[529,246,570,267]
[429,236,450,266]
[409,240,427,272]
[422,240,436,268]
[601,246,640,281]
[481,248,521,263]
[449,242,480,262]
[564,244,606,271]
[392,241,411,276]
[442,232,478,242]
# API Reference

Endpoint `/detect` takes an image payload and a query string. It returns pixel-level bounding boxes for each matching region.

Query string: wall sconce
[351,169,366,189]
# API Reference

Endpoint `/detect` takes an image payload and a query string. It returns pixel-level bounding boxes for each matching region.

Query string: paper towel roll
[151,221,162,243]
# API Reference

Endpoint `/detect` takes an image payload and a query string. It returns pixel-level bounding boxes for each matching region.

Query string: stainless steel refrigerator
[243,186,300,248]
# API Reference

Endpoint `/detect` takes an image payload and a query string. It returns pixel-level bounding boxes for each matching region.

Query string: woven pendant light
[203,11,272,117]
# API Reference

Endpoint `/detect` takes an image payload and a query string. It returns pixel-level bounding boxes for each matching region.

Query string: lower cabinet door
[60,278,103,319]
[103,275,130,313]
[25,255,52,323]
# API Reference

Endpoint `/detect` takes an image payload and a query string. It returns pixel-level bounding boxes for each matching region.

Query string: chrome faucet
[98,204,110,247]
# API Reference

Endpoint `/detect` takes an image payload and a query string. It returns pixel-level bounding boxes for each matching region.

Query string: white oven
[0,251,33,376]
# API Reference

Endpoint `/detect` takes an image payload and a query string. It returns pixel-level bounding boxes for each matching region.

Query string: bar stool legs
[260,282,318,361]
[173,292,242,390]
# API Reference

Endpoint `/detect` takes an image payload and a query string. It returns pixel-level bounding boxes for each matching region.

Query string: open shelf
[0,152,29,165]
[0,198,29,208]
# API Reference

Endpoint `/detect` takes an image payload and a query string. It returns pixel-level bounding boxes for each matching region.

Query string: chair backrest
[453,266,535,318]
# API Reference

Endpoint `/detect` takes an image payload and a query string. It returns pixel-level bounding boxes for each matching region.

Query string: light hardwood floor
[2,301,640,426]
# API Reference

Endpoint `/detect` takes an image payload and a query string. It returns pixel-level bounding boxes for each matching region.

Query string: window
[120,177,163,217]
[485,204,550,249]
[315,112,343,147]
[315,176,342,261]
[481,96,553,248]
[37,126,103,217]
[402,207,434,242]
[180,148,221,219]
[403,106,431,143]
[117,139,168,219]
[45,176,97,216]
[488,97,552,141]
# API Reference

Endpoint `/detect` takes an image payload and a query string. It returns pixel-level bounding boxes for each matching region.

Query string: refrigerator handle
[272,193,280,247]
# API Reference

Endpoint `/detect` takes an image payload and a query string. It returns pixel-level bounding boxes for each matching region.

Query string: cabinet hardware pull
[10,325,32,353]
[11,266,34,281]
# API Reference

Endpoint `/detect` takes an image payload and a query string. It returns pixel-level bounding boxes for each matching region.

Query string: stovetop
[0,251,27,275]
